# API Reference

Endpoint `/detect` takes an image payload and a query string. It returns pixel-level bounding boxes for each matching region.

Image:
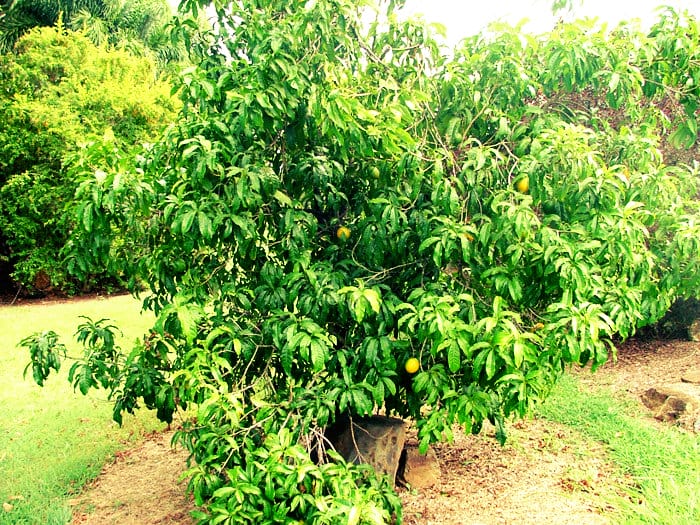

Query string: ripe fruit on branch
[404,357,420,374]
[515,176,530,194]
[336,226,351,241]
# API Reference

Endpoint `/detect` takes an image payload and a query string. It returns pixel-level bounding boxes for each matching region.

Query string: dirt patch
[401,418,618,525]
[70,431,195,525]
[578,339,700,396]
[0,291,131,307]
[69,339,699,524]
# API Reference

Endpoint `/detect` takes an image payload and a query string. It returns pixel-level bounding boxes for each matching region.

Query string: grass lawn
[539,374,700,525]
[0,294,164,525]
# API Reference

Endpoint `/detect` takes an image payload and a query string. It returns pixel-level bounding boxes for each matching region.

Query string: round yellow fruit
[404,357,420,374]
[515,176,530,194]
[336,226,351,241]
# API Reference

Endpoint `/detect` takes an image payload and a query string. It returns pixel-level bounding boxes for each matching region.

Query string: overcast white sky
[400,0,700,46]
[176,1,700,49]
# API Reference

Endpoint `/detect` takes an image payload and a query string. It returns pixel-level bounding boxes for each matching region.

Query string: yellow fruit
[515,176,530,194]
[336,226,351,241]
[533,322,545,331]
[370,166,380,179]
[404,357,420,374]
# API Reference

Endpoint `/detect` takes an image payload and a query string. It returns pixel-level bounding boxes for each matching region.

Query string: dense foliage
[24,1,700,523]
[0,0,180,65]
[0,25,178,293]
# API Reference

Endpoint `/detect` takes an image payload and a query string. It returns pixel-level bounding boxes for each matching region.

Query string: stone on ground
[681,367,700,384]
[641,383,700,432]
[689,319,700,342]
[399,444,441,489]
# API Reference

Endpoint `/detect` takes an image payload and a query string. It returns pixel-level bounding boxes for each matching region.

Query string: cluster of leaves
[24,1,700,523]
[436,9,700,338]
[0,24,178,293]
[20,329,66,386]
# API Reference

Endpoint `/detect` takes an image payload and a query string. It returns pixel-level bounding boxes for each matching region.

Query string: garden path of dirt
[69,339,700,525]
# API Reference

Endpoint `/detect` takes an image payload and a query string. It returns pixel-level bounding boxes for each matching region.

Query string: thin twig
[10,285,22,306]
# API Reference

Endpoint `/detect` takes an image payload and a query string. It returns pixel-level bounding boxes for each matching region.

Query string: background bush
[0,25,178,294]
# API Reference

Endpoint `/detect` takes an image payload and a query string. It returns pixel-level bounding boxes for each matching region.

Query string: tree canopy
[0,0,180,65]
[23,1,700,523]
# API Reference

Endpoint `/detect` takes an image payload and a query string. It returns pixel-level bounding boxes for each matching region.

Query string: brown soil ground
[68,339,700,525]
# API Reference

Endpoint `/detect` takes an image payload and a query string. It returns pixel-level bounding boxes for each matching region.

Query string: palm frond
[1,0,180,73]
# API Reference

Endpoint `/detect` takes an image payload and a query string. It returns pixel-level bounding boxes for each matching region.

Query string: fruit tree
[25,1,700,523]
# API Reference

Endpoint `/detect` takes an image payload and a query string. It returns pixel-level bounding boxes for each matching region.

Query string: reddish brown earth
[68,339,699,525]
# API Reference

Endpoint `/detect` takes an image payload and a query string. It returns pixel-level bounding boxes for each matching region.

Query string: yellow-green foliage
[8,25,177,144]
[0,25,179,293]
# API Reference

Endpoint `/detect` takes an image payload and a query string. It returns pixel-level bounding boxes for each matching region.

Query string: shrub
[0,25,178,294]
[25,2,700,522]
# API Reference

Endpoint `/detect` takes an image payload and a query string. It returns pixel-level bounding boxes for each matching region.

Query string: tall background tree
[0,0,189,296]
[0,24,179,295]
[0,0,181,67]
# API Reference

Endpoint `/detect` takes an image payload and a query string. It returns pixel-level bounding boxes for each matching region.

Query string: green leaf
[485,350,497,380]
[669,120,697,148]
[82,202,94,232]
[157,297,204,345]
[200,80,215,98]
[309,339,327,371]
[280,342,293,375]
[273,190,292,207]
[198,211,214,240]
[608,71,620,92]
[351,388,372,414]
[363,288,382,314]
[180,210,196,235]
[255,92,271,110]
[513,341,526,368]
[354,299,367,323]
[447,340,461,373]
[348,506,360,525]
[176,306,202,344]
[382,376,397,396]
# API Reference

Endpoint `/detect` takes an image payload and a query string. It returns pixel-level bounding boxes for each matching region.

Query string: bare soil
[69,339,700,525]
[70,431,195,525]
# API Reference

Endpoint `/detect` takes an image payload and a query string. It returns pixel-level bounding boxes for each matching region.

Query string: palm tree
[0,0,179,63]
[71,0,175,56]
[1,1,98,51]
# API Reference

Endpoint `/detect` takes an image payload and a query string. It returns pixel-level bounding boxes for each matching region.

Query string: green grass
[539,373,700,525]
[0,294,165,525]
